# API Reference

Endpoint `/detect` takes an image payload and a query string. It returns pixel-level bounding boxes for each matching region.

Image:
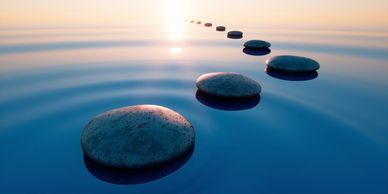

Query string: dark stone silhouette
[227,31,243,39]
[216,26,226,31]
[244,40,271,49]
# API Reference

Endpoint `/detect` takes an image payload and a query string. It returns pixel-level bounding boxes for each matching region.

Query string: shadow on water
[83,145,194,185]
[242,48,271,56]
[195,90,260,111]
[265,67,318,81]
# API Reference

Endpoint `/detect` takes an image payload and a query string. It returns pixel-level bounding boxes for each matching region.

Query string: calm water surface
[0,23,387,193]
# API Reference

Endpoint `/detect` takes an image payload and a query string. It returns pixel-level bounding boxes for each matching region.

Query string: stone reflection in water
[83,145,194,185]
[265,67,318,81]
[195,90,260,111]
[242,48,271,56]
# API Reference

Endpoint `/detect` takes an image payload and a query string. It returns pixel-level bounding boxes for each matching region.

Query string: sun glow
[166,0,184,40]
[170,47,182,54]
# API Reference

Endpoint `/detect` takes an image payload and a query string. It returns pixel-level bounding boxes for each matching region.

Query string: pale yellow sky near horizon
[1,0,387,30]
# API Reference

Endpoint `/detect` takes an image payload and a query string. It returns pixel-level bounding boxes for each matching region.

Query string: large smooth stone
[244,40,271,49]
[227,31,243,39]
[196,72,261,98]
[81,105,195,169]
[266,55,320,73]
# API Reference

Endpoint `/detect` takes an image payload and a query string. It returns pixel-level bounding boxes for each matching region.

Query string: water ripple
[0,39,386,60]
[1,27,387,193]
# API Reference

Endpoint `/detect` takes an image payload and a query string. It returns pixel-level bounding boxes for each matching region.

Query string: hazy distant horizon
[1,0,388,31]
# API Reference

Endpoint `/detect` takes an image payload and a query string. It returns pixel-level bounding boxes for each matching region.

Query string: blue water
[0,24,387,194]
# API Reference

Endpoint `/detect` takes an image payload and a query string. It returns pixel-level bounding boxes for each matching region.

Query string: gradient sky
[1,0,387,30]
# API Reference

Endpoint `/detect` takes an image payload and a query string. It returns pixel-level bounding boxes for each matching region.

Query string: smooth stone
[244,40,271,49]
[216,26,226,31]
[196,72,261,98]
[266,55,320,73]
[227,31,243,39]
[81,105,195,169]
[190,20,194,23]
[197,21,201,24]
[204,23,212,27]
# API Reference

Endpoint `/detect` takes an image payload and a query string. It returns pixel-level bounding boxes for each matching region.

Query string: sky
[0,0,387,30]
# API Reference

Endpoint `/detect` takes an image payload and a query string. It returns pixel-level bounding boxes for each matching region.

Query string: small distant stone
[216,26,226,31]
[204,23,212,27]
[190,20,194,23]
[196,72,261,98]
[244,40,271,49]
[81,105,195,169]
[266,55,320,73]
[227,31,243,39]
[197,21,201,24]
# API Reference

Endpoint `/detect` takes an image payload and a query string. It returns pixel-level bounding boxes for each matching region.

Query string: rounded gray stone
[196,72,262,98]
[81,105,195,169]
[244,40,271,49]
[227,31,243,38]
[266,55,320,73]
[204,23,212,27]
[216,26,226,31]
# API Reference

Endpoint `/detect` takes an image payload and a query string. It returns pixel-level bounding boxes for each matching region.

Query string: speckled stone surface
[81,105,195,169]
[196,72,261,98]
[266,55,320,73]
[227,31,243,38]
[204,23,212,27]
[244,40,271,49]
[216,26,226,31]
